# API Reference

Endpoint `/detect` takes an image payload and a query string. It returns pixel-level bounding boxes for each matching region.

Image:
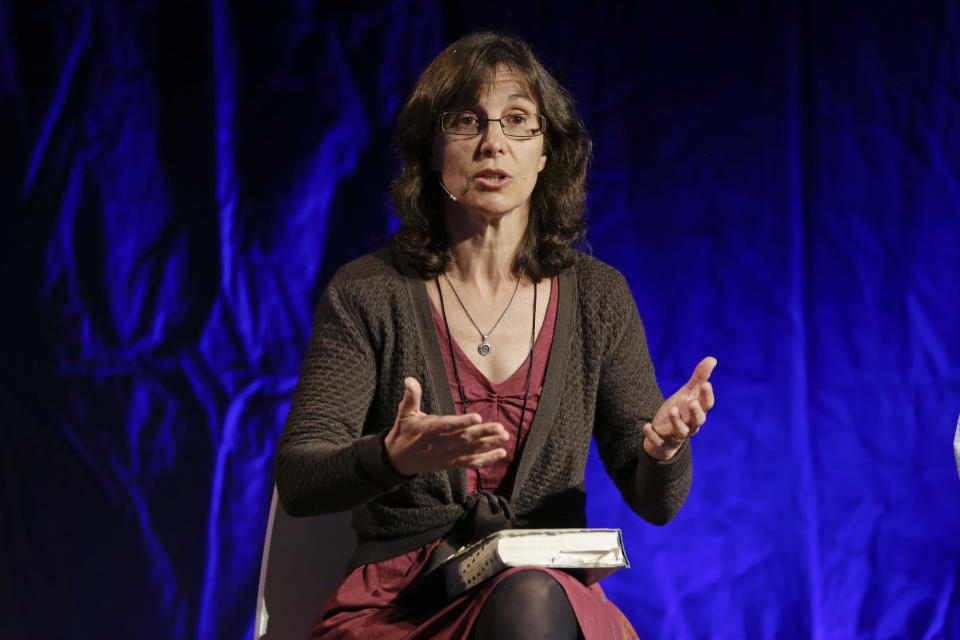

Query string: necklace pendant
[478,339,491,356]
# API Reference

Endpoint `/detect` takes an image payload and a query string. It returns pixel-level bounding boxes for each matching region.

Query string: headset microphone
[438,179,458,202]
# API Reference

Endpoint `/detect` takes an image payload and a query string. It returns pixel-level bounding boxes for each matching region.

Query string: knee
[487,569,567,612]
[474,570,579,640]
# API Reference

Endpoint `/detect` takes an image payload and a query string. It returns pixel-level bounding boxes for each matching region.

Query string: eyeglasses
[439,111,547,138]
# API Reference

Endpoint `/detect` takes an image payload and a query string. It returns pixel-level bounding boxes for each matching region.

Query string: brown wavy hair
[389,32,592,280]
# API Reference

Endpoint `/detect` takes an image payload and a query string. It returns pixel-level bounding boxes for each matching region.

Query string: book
[433,528,629,599]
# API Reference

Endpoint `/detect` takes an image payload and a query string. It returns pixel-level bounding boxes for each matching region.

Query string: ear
[538,153,547,173]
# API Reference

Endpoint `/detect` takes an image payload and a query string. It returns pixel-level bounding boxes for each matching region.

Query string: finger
[643,422,665,448]
[685,356,717,389]
[688,398,706,426]
[668,407,690,439]
[468,433,512,453]
[396,377,423,417]
[687,398,706,436]
[698,380,715,411]
[441,423,508,453]
[454,447,508,469]
[457,422,509,446]
[418,412,486,432]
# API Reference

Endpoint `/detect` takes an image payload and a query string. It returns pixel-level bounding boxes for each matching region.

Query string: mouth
[473,169,512,188]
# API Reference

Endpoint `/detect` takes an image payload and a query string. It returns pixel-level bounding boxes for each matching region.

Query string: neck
[443,202,528,290]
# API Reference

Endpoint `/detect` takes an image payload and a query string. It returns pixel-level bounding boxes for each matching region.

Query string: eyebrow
[456,90,536,112]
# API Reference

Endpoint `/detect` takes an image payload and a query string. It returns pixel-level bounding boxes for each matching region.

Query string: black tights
[470,570,582,640]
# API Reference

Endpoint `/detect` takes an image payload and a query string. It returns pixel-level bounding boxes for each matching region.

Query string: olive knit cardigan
[275,248,692,569]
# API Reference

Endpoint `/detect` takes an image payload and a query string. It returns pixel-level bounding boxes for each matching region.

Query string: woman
[276,32,716,639]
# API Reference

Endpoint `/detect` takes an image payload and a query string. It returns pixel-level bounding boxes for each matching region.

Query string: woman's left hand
[643,356,717,461]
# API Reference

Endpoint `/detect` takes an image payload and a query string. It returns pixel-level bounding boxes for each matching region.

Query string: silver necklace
[443,273,521,356]
[436,277,536,494]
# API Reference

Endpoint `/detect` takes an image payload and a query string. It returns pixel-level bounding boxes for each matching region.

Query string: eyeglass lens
[441,112,544,137]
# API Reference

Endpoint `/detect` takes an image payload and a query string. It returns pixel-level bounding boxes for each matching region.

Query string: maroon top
[432,276,558,495]
[309,278,638,639]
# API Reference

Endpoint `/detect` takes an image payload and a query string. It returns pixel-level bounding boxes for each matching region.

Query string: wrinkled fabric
[1,2,959,640]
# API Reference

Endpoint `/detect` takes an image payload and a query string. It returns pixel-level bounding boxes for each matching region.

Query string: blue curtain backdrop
[2,1,959,638]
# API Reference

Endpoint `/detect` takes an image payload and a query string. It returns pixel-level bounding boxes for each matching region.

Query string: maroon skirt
[309,538,639,639]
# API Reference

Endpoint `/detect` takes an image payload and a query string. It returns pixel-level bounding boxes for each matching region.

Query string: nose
[477,120,508,157]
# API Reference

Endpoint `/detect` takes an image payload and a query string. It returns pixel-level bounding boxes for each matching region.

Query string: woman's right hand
[384,377,509,476]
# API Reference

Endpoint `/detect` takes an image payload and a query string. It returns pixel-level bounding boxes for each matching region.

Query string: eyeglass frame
[438,111,547,138]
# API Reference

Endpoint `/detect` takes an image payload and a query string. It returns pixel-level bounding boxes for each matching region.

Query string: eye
[455,114,478,126]
[505,114,527,126]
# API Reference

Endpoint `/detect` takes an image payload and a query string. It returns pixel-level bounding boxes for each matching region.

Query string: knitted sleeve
[275,277,410,517]
[592,269,692,525]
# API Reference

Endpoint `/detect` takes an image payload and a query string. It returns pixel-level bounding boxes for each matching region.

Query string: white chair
[254,488,354,639]
[954,413,959,479]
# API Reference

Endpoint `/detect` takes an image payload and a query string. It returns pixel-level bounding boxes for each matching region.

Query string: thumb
[686,356,717,388]
[396,376,423,417]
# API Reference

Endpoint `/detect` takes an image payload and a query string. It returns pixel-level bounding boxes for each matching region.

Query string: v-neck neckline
[404,265,578,504]
[427,277,557,390]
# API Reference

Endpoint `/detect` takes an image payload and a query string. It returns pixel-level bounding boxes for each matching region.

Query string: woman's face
[432,68,547,223]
